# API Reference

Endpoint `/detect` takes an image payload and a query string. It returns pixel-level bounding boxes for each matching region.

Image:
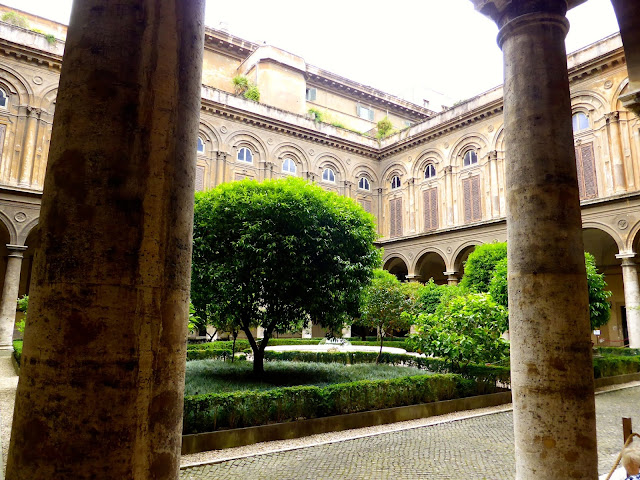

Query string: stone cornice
[0,37,62,71]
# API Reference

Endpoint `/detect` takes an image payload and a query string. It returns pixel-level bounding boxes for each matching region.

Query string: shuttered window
[389,197,403,237]
[575,142,598,200]
[423,187,438,231]
[358,198,373,214]
[195,165,205,191]
[462,176,481,223]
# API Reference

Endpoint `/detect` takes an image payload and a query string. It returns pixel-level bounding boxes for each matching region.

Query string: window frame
[463,150,478,167]
[306,87,317,102]
[357,105,374,122]
[197,136,205,154]
[572,112,590,132]
[358,177,371,191]
[237,146,254,164]
[424,164,436,179]
[322,167,336,183]
[391,175,401,190]
[282,157,297,175]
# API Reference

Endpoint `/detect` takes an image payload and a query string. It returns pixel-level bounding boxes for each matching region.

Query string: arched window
[463,150,478,167]
[0,89,7,109]
[425,164,436,179]
[197,137,205,154]
[322,167,335,183]
[237,147,253,163]
[358,177,370,191]
[282,157,297,174]
[391,176,401,189]
[572,112,589,132]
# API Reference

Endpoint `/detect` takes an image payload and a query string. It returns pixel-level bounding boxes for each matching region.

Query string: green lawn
[184,360,427,396]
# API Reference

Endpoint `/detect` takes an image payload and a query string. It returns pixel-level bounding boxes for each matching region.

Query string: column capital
[443,166,453,175]
[471,1,568,28]
[443,271,459,276]
[620,90,640,119]
[616,252,637,266]
[605,111,621,123]
[405,274,422,282]
[6,245,27,256]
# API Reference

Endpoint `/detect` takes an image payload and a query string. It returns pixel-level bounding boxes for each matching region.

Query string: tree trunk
[377,331,384,364]
[253,350,265,376]
[231,331,237,363]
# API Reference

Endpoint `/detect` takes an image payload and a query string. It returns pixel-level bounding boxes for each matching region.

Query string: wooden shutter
[463,176,481,223]
[195,165,205,191]
[389,197,402,237]
[575,143,597,200]
[359,199,372,214]
[423,187,438,231]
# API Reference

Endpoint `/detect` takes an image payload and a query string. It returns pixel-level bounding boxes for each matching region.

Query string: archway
[583,227,623,346]
[415,251,447,285]
[453,244,478,281]
[383,257,409,282]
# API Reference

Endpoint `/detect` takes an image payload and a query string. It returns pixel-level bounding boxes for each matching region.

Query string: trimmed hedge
[187,348,247,362]
[183,373,476,434]
[595,347,640,357]
[593,355,640,378]
[263,351,510,390]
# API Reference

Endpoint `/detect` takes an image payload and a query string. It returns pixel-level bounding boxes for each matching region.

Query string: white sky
[5,0,621,106]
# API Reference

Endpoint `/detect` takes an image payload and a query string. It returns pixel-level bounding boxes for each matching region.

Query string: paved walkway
[180,385,640,480]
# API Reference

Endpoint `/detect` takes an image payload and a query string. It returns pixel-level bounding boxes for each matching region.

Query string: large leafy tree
[486,248,612,330]
[191,177,380,375]
[409,293,509,371]
[355,269,412,362]
[459,242,508,293]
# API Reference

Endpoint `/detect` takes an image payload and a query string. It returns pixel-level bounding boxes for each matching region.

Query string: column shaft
[18,109,40,187]
[607,112,626,192]
[620,258,640,348]
[7,1,205,479]
[489,151,500,217]
[500,7,598,480]
[0,246,26,350]
[444,167,454,225]
[216,152,226,186]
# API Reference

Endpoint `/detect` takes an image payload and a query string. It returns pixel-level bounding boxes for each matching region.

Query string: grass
[184,359,427,396]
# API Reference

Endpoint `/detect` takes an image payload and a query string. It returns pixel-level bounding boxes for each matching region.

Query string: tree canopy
[356,269,412,362]
[191,177,381,374]
[459,242,508,293]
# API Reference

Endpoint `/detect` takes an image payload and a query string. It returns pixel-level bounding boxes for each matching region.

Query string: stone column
[618,254,640,348]
[216,152,226,186]
[605,111,627,192]
[18,107,41,187]
[611,0,640,117]
[405,274,422,283]
[472,1,598,479]
[0,245,26,350]
[7,1,205,479]
[488,150,500,217]
[444,166,454,225]
[377,187,384,236]
[443,271,459,286]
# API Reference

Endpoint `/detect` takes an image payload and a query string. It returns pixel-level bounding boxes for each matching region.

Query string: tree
[191,177,380,375]
[409,293,509,371]
[459,242,508,293]
[356,269,412,363]
[488,252,612,330]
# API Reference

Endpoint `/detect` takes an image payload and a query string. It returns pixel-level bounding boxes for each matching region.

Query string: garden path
[180,383,640,480]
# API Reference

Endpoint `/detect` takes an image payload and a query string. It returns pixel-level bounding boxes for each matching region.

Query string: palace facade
[0,5,638,347]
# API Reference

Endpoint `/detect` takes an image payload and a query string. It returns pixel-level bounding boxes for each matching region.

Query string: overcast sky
[6,0,621,106]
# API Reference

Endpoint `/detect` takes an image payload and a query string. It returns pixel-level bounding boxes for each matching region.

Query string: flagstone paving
[180,386,640,480]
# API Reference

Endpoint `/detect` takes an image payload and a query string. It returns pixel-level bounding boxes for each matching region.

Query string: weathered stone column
[18,107,41,187]
[606,111,627,192]
[472,1,598,478]
[618,254,640,348]
[7,1,205,479]
[0,245,26,350]
[443,271,459,286]
[611,0,640,117]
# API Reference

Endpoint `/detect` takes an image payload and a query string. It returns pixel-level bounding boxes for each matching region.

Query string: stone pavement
[180,386,640,480]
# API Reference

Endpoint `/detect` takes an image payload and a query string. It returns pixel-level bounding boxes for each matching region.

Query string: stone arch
[451,241,482,276]
[198,120,221,153]
[628,219,640,254]
[38,85,58,114]
[226,130,268,165]
[570,90,608,118]
[0,210,18,245]
[491,124,506,152]
[352,163,379,191]
[17,216,40,247]
[0,64,33,106]
[272,142,311,174]
[413,248,448,285]
[316,153,346,184]
[582,221,624,253]
[612,78,630,112]
[413,149,445,180]
[449,132,489,168]
[382,255,409,282]
[381,162,408,185]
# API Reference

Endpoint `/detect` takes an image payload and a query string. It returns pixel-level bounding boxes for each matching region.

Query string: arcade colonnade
[1,0,640,479]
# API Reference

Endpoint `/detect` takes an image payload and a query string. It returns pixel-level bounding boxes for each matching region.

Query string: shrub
[183,373,477,434]
[308,108,324,122]
[376,117,394,139]
[244,85,260,102]
[1,12,29,29]
[13,339,22,365]
[593,355,640,378]
[459,242,507,293]
[44,34,56,44]
[232,75,249,94]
